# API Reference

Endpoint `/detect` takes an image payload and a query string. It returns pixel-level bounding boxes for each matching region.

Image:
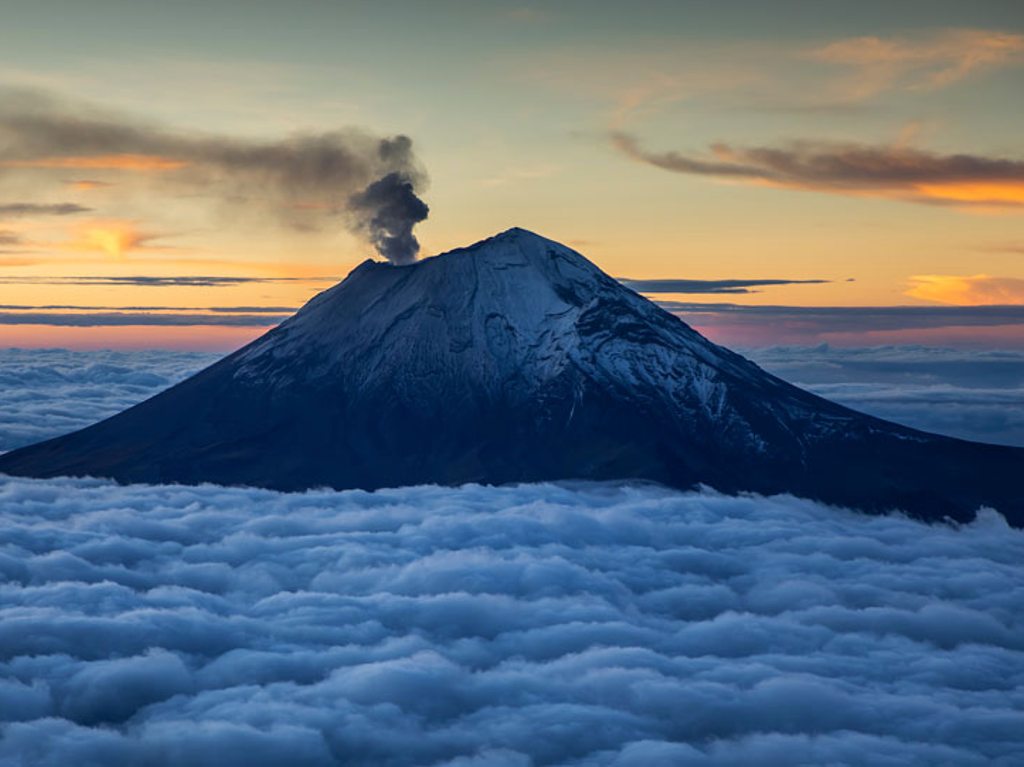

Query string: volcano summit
[1,228,1020,524]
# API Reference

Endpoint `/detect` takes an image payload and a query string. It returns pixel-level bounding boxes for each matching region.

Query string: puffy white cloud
[0,477,1021,765]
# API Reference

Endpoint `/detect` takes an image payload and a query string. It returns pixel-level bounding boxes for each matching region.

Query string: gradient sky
[0,0,1022,349]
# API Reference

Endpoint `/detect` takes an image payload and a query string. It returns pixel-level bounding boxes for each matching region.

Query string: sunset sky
[1,0,1022,349]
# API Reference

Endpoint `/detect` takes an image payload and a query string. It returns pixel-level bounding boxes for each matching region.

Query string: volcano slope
[1,228,1020,524]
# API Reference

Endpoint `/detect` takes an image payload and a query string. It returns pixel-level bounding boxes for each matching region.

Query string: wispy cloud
[612,133,1024,211]
[620,277,831,294]
[0,311,287,327]
[0,275,327,287]
[0,304,295,313]
[0,202,91,217]
[809,28,1024,100]
[907,275,1024,306]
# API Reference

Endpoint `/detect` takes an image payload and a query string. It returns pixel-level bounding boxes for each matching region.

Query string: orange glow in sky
[913,181,1024,206]
[64,220,157,257]
[4,154,187,171]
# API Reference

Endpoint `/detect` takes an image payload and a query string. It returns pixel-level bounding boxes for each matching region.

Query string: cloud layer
[0,348,214,451]
[0,275,321,287]
[747,345,1024,447]
[0,477,1021,766]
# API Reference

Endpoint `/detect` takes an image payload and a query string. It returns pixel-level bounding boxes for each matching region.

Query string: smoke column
[349,172,430,265]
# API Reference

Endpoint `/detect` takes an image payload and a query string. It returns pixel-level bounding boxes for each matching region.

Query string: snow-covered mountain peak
[4,227,1021,524]
[237,227,633,374]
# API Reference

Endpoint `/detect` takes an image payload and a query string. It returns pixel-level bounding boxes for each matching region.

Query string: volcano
[1,228,1020,524]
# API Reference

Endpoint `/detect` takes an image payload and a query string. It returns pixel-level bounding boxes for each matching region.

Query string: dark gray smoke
[0,88,430,264]
[349,172,430,265]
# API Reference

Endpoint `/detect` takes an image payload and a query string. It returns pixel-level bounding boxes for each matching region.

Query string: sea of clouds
[1,346,1023,765]
[0,479,1022,765]
[0,349,218,452]
[747,345,1024,447]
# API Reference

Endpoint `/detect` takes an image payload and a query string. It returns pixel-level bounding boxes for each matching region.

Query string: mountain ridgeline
[1,228,1020,524]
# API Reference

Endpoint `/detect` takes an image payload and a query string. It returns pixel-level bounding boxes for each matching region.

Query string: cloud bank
[0,348,214,451]
[0,477,1020,766]
[747,345,1024,447]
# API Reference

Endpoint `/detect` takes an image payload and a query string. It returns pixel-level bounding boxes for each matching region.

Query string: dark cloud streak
[0,275,330,287]
[0,304,295,313]
[0,311,287,327]
[612,132,1024,208]
[621,277,830,294]
[0,202,90,217]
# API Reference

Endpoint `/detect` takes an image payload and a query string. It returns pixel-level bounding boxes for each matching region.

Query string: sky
[0,0,1022,349]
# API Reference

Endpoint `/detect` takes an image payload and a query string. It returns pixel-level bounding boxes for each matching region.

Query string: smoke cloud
[0,88,430,264]
[349,171,430,265]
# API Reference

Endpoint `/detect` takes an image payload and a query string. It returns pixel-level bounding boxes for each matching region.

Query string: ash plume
[349,171,430,265]
[0,87,430,263]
